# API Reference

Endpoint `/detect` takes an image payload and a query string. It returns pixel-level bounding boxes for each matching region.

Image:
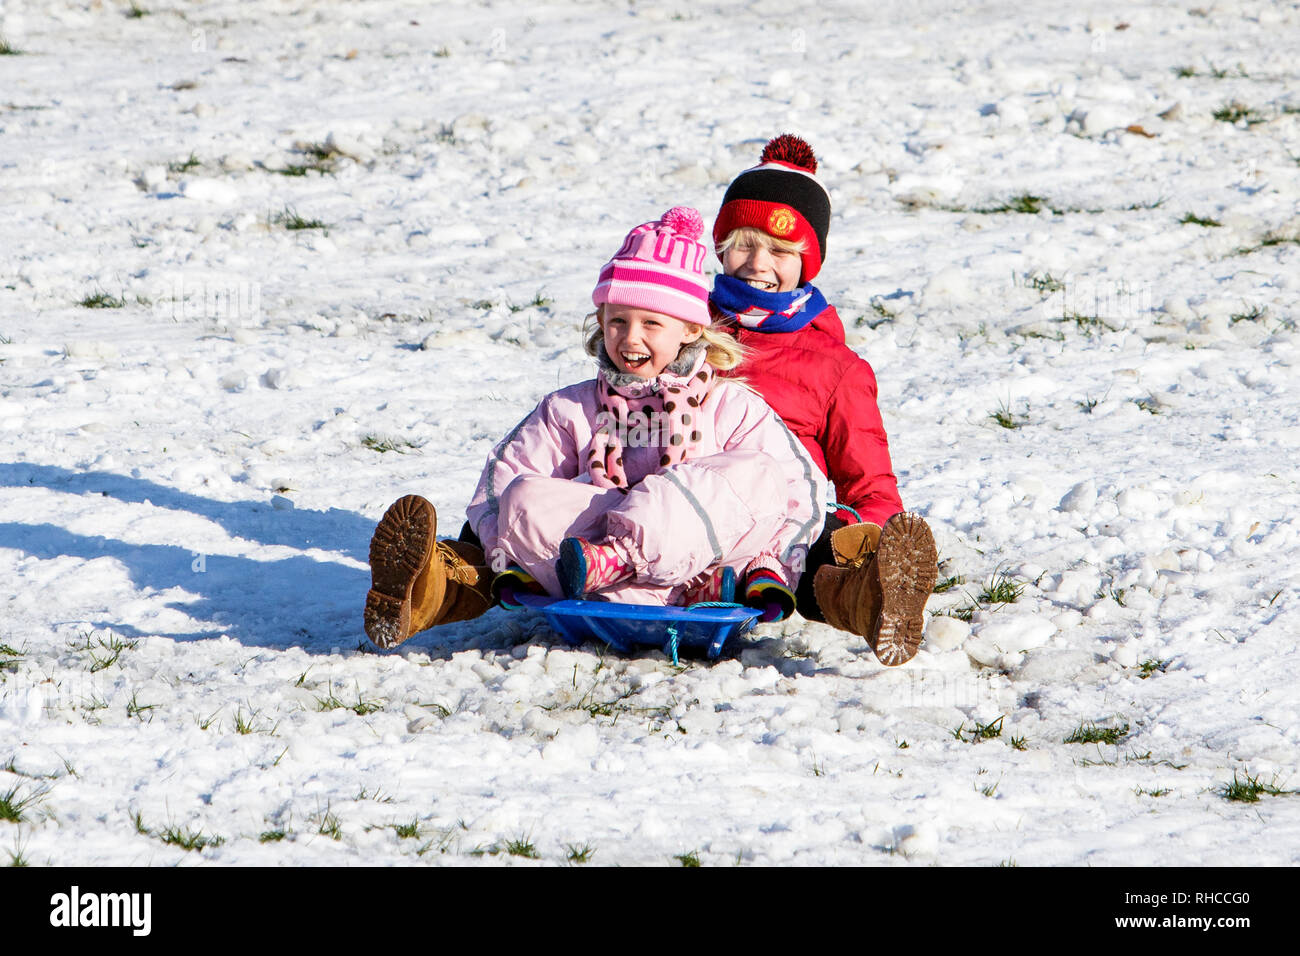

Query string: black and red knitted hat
[713,134,831,283]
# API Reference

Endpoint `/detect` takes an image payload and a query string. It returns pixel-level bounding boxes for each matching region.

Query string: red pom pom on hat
[760,133,818,174]
[661,206,704,240]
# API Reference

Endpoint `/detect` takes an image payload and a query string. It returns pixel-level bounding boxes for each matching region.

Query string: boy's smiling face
[720,234,802,293]
[601,305,703,379]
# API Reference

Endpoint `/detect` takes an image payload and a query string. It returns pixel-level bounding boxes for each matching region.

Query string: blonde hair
[584,305,748,372]
[714,225,807,257]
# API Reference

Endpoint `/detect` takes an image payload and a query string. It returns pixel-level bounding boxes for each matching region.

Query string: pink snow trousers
[493,450,790,605]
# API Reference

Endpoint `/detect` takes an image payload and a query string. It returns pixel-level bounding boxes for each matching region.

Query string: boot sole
[556,538,588,600]
[872,512,938,667]
[364,495,435,649]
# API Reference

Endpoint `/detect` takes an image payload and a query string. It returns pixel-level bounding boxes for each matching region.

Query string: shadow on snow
[0,462,525,657]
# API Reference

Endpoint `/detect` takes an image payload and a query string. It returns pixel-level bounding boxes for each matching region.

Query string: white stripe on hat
[739,161,830,199]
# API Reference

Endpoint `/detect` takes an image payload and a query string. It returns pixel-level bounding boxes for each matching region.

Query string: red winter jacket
[720,304,904,527]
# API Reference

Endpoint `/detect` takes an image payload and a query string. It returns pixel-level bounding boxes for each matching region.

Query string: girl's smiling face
[601,305,703,379]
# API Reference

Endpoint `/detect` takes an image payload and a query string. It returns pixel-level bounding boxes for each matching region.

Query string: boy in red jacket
[711,134,936,666]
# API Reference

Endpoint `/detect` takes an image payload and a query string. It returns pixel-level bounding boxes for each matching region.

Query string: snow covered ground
[2,0,1298,866]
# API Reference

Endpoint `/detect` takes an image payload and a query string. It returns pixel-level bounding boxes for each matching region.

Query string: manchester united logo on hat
[767,207,797,236]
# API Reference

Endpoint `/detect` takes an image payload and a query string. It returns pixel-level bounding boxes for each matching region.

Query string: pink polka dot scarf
[586,342,715,490]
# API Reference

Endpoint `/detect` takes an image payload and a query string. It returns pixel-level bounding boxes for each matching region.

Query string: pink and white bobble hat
[592,206,711,326]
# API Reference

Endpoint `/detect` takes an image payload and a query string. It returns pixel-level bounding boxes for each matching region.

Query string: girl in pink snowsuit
[465,207,827,614]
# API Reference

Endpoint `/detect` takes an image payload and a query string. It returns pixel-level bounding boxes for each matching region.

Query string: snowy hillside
[1,0,1298,866]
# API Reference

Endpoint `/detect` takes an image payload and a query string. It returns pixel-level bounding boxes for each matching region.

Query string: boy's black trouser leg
[794,514,846,623]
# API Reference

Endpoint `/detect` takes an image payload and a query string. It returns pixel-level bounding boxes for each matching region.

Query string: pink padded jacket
[466,350,827,605]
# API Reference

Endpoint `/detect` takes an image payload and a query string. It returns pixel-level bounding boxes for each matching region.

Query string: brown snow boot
[813,512,937,666]
[364,495,493,649]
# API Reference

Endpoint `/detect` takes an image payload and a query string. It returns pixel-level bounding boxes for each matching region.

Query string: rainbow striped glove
[743,568,796,622]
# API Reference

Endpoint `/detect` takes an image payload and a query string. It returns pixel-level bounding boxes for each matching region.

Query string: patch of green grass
[1134,787,1171,797]
[981,193,1047,215]
[565,842,595,864]
[989,400,1026,430]
[361,435,418,455]
[1217,771,1293,803]
[1213,101,1266,126]
[79,291,126,309]
[952,715,1005,744]
[896,739,909,749]
[0,642,21,674]
[271,206,330,232]
[1025,271,1065,295]
[126,2,150,18]
[1133,397,1161,415]
[1178,62,1247,80]
[167,151,199,174]
[316,808,343,840]
[1077,396,1099,413]
[315,682,383,716]
[125,691,156,722]
[933,574,964,594]
[504,835,540,859]
[1138,658,1170,679]
[233,705,274,735]
[391,820,420,839]
[1229,304,1266,324]
[855,301,895,329]
[1010,736,1027,751]
[1233,231,1300,256]
[978,779,999,797]
[1180,212,1222,227]
[0,36,22,55]
[1064,721,1130,745]
[936,601,976,622]
[6,838,29,866]
[0,784,46,823]
[259,828,288,843]
[1123,197,1167,212]
[978,572,1024,606]
[159,824,224,852]
[1058,311,1117,334]
[674,849,701,867]
[87,632,137,673]
[300,140,341,163]
[508,291,553,312]
[274,141,343,177]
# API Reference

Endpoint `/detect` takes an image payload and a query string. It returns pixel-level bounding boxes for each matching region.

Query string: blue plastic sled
[511,593,762,662]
